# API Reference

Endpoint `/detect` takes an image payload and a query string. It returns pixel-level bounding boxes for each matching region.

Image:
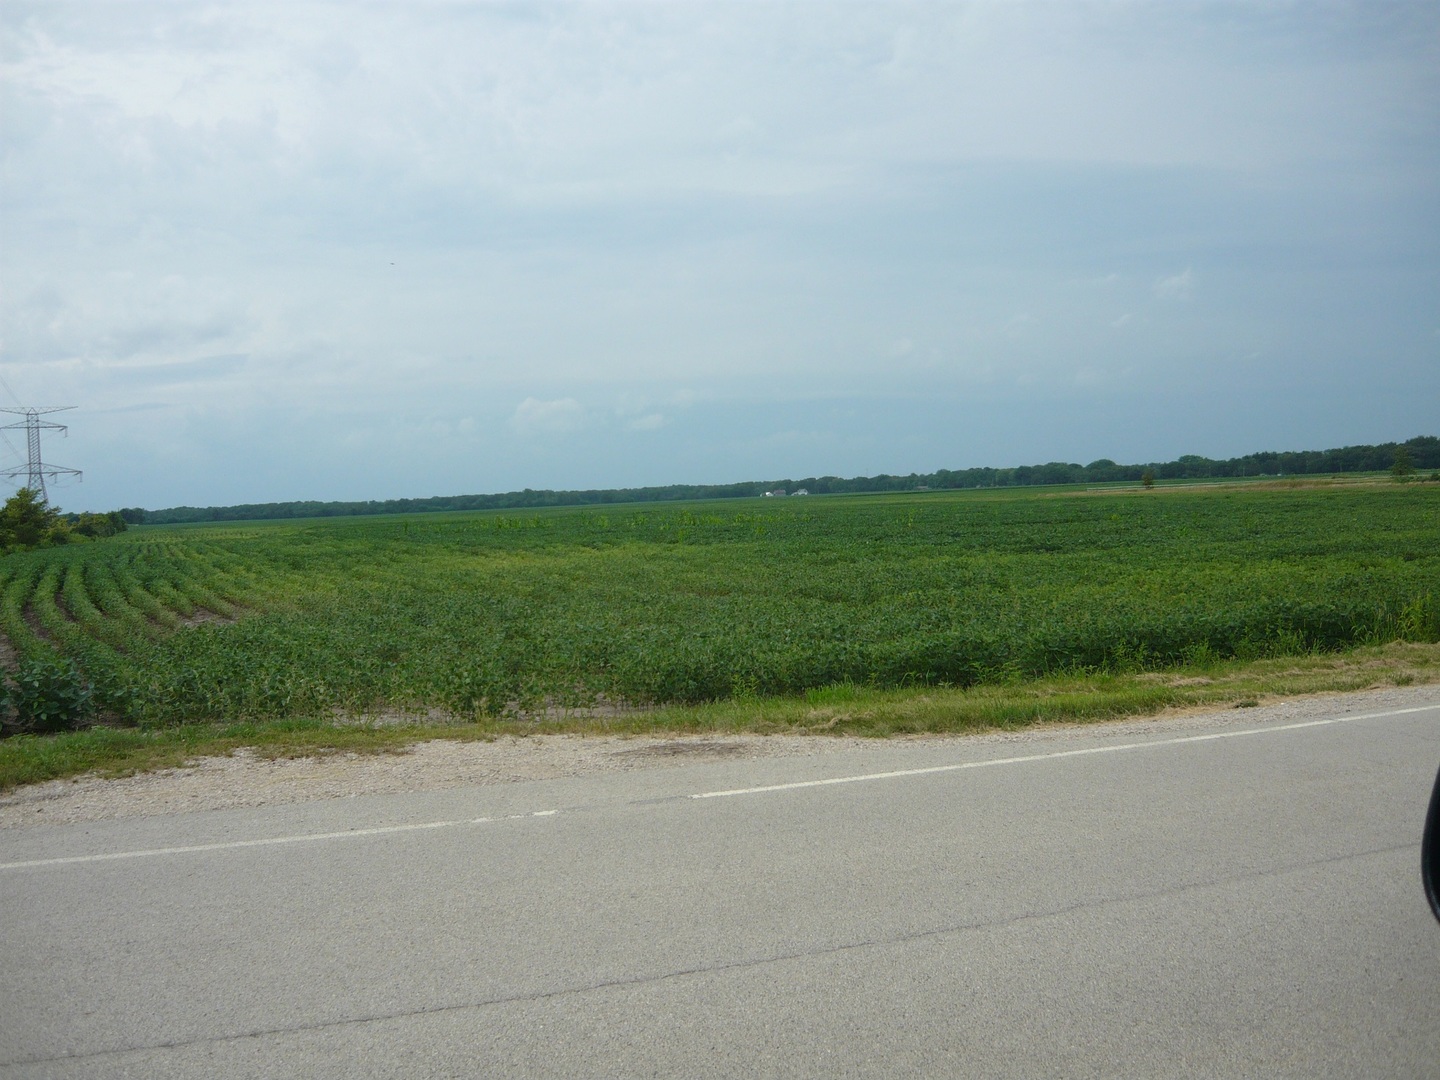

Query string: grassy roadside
[2,641,1438,794]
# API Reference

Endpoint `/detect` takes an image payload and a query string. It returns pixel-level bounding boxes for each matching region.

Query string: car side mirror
[1425,766,1440,924]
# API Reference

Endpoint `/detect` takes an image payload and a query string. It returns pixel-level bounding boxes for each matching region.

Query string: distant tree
[70,511,128,538]
[1141,469,1156,489]
[1085,459,1123,482]
[1392,445,1415,481]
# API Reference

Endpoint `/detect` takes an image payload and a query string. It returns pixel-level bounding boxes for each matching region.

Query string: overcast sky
[2,1,1436,511]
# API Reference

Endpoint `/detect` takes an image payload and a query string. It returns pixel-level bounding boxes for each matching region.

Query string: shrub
[0,488,66,551]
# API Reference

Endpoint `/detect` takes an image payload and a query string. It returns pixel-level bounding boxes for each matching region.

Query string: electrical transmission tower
[0,407,82,504]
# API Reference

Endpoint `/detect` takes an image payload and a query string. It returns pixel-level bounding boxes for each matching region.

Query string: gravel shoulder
[3,684,1437,829]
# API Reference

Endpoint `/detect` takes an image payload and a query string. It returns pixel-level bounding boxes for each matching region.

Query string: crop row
[0,540,261,671]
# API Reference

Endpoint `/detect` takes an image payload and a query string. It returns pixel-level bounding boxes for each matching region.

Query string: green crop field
[1,481,1438,729]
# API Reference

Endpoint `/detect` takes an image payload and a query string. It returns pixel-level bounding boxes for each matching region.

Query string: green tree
[1391,445,1415,481]
[0,488,69,550]
[71,510,128,538]
[1141,469,1156,489]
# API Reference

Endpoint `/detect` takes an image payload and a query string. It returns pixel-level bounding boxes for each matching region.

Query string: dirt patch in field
[21,606,56,644]
[177,609,235,628]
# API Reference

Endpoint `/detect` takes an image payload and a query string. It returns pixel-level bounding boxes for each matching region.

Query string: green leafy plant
[3,656,95,733]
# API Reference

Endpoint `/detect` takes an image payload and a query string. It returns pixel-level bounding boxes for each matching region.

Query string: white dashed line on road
[0,810,560,871]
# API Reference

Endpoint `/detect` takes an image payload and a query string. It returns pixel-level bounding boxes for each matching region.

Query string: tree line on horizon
[120,435,1439,526]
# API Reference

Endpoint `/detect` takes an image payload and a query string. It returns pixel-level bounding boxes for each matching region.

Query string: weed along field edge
[0,481,1437,790]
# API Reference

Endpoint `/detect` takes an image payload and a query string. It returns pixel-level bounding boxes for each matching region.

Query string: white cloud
[628,412,666,431]
[1153,269,1194,301]
[509,397,585,436]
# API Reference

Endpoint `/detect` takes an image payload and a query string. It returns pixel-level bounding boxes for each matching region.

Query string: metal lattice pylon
[0,407,81,503]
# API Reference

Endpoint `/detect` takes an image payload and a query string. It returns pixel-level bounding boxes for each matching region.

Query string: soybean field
[3,483,1438,727]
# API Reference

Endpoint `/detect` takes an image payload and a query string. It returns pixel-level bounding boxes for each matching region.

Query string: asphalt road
[3,692,1439,1078]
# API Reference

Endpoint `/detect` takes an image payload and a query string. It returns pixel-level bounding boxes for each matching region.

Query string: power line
[0,407,82,503]
[0,427,22,470]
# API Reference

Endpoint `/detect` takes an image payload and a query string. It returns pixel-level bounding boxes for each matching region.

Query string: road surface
[3,688,1439,1077]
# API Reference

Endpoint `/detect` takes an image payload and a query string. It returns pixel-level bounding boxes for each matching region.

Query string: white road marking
[3,703,1433,871]
[0,811,558,871]
[689,704,1439,799]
